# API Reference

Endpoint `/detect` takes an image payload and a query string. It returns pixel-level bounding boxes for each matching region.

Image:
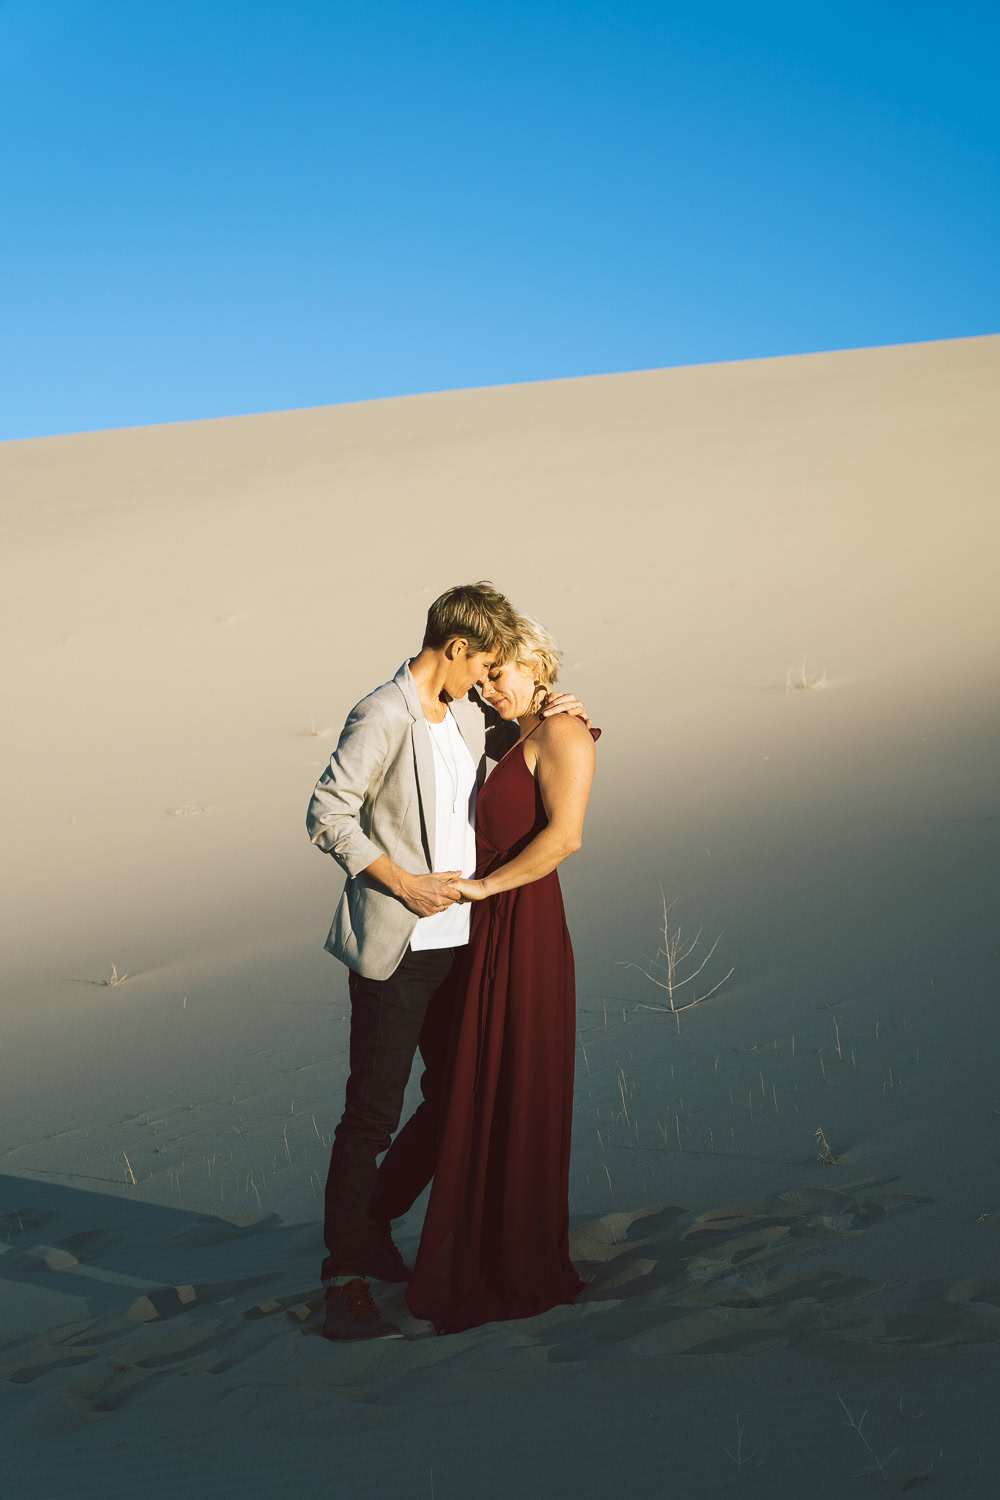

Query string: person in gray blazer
[306,581,589,1341]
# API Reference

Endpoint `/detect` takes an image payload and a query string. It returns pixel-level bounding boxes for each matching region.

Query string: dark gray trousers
[321,944,459,1279]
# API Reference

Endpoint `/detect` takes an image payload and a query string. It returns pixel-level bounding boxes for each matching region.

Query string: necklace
[429,717,461,814]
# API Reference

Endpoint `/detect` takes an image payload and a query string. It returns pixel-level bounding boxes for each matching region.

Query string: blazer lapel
[393,661,436,868]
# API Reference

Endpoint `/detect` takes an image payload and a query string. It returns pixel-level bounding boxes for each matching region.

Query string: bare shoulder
[535,713,597,757]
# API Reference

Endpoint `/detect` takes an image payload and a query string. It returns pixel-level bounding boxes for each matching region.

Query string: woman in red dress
[406,616,598,1334]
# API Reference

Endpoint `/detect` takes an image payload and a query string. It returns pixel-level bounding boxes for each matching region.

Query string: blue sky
[1,0,997,439]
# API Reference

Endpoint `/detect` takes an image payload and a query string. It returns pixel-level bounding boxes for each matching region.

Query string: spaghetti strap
[491,716,545,771]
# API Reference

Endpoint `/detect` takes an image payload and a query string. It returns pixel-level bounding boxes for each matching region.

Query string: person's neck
[407,649,451,721]
[516,710,542,741]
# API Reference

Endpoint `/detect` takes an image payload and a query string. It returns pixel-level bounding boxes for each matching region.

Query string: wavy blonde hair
[511,613,562,712]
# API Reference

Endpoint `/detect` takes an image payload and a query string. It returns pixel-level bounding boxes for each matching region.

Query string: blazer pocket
[346,875,363,922]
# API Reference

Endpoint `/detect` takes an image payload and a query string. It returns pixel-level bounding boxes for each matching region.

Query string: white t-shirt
[409,708,478,951]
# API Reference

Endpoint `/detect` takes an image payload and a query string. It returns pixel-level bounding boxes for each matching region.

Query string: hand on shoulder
[537,710,594,744]
[532,711,598,773]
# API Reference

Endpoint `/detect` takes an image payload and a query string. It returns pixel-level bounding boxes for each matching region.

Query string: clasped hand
[454,878,489,902]
[400,871,488,915]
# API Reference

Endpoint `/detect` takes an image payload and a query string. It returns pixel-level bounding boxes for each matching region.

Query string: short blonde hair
[511,613,562,698]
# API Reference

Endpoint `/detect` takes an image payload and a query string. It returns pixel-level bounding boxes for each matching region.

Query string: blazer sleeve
[305,702,391,879]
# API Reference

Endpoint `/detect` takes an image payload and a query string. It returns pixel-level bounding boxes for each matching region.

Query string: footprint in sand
[545,1179,1000,1363]
[7,1179,1000,1414]
[126,1276,276,1323]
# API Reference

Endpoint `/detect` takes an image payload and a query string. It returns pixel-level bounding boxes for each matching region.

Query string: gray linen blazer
[306,661,517,980]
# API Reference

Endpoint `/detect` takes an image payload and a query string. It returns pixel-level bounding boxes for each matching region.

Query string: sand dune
[2,335,999,1496]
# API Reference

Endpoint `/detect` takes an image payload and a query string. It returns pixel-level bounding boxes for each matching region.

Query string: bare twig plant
[785,655,828,692]
[297,717,331,738]
[167,801,207,817]
[103,963,128,986]
[816,1126,839,1166]
[723,1413,761,1475]
[621,893,734,1032]
[837,1396,900,1483]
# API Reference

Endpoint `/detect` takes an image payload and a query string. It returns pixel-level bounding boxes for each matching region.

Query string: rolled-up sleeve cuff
[331,833,384,881]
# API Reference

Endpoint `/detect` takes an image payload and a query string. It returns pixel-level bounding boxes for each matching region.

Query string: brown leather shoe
[322,1278,403,1342]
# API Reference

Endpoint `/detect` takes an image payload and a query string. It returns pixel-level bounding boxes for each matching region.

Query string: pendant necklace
[430,720,461,813]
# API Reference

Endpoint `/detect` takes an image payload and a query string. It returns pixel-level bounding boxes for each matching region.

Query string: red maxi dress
[406,723,599,1334]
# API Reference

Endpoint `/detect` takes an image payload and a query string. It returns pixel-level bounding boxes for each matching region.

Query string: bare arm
[458,716,596,899]
[362,853,462,918]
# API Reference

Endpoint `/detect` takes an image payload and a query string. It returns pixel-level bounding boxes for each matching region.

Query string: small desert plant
[167,801,206,817]
[103,963,128,986]
[723,1413,761,1475]
[815,1126,839,1166]
[621,892,734,1032]
[785,655,828,692]
[838,1396,900,1483]
[297,717,331,738]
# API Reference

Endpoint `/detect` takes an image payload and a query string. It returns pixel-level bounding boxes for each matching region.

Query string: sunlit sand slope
[2,334,998,1497]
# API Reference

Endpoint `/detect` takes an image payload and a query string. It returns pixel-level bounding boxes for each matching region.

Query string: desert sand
[2,333,999,1497]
